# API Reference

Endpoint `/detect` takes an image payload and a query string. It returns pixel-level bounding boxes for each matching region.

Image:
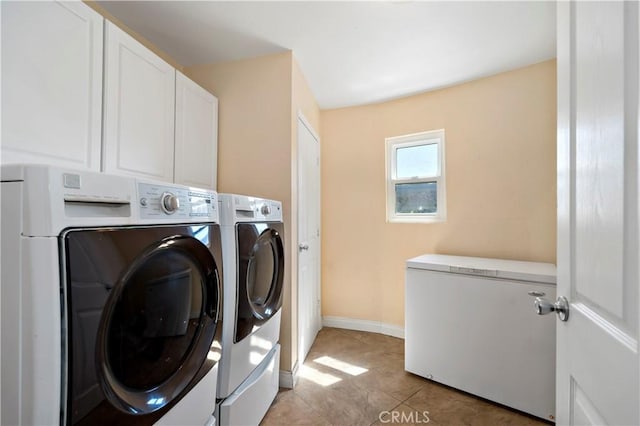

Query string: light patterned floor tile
[261,328,550,426]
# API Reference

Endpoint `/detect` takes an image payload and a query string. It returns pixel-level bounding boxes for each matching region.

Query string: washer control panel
[138,183,218,221]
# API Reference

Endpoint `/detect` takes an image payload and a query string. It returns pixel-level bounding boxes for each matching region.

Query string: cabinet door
[174,72,218,190]
[1,1,103,171]
[103,21,175,182]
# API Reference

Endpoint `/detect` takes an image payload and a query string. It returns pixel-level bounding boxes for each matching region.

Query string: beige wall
[293,58,321,132]
[186,52,293,198]
[186,52,320,373]
[320,60,557,327]
[83,1,185,71]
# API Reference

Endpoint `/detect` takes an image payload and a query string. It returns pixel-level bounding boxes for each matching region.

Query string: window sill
[387,216,446,224]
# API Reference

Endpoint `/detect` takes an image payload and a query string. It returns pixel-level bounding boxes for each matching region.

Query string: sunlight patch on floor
[312,355,368,376]
[299,364,342,386]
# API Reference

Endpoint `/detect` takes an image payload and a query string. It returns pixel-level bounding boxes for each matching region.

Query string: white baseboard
[279,360,299,389]
[322,316,405,339]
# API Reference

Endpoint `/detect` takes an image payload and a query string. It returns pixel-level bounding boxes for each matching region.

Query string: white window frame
[385,129,446,223]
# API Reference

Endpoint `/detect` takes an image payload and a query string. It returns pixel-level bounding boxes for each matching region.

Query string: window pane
[395,182,437,214]
[396,143,438,179]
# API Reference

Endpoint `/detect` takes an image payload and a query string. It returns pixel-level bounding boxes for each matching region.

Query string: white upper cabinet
[103,21,176,182]
[174,72,219,190]
[2,6,217,183]
[1,1,104,171]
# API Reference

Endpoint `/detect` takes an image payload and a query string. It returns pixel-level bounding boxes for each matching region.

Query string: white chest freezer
[405,254,556,421]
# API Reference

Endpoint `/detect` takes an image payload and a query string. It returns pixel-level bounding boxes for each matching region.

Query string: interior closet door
[297,114,322,364]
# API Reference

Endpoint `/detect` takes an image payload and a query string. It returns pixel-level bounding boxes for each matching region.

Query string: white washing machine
[216,194,284,426]
[1,164,224,426]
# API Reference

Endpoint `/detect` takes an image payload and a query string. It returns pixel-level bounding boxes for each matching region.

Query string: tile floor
[261,327,550,426]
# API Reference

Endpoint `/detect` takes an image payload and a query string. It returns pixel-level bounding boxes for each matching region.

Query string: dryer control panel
[219,193,282,224]
[138,182,218,222]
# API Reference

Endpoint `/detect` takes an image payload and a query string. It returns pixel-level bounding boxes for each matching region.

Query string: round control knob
[260,204,271,215]
[161,192,180,214]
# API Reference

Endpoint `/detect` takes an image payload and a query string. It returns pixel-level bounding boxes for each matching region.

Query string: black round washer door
[96,235,219,415]
[246,228,284,319]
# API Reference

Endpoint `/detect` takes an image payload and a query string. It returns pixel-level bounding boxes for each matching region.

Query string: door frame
[296,110,322,366]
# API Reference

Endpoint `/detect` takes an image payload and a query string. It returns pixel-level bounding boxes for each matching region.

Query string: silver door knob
[298,243,309,251]
[534,296,569,321]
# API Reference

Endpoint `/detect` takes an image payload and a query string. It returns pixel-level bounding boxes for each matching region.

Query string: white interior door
[297,114,322,364]
[556,2,639,424]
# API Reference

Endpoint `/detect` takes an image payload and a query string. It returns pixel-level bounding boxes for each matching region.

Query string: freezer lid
[406,254,556,284]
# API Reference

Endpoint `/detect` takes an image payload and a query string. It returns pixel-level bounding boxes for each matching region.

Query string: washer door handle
[298,243,309,251]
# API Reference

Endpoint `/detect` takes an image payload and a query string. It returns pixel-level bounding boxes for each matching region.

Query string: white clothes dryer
[216,194,284,426]
[1,165,224,426]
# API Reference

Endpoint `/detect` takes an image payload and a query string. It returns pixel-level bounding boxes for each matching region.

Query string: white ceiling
[97,1,556,109]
